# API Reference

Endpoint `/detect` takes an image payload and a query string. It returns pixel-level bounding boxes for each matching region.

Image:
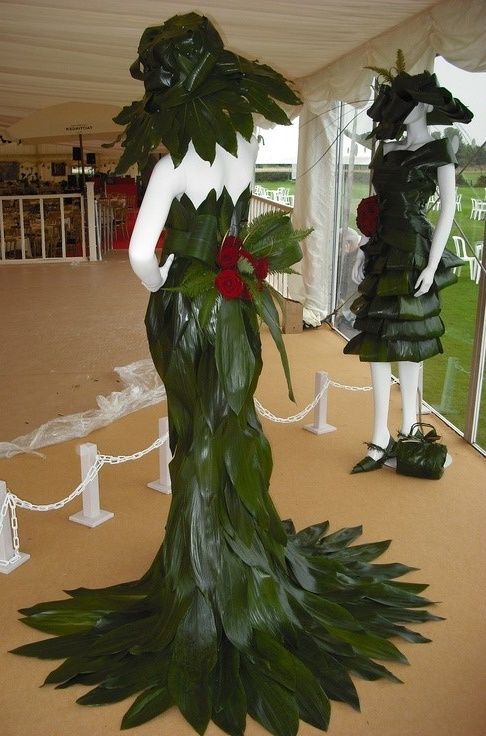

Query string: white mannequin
[351,102,456,459]
[129,134,259,291]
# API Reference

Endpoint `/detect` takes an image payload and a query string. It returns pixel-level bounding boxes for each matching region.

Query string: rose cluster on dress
[356,195,380,237]
[215,235,269,300]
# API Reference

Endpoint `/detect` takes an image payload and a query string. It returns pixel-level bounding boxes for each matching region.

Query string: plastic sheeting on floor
[0,360,165,459]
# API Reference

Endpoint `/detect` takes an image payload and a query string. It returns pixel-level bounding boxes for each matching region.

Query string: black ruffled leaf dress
[13,187,439,736]
[344,137,463,363]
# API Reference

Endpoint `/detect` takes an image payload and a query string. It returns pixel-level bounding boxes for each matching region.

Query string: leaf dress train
[13,187,439,736]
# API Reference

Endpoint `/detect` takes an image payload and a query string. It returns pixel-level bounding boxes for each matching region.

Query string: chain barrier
[1,371,400,569]
[0,434,168,568]
[255,376,398,424]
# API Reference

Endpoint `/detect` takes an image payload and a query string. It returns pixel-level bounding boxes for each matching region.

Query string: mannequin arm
[414,162,456,297]
[129,156,185,291]
[351,235,369,284]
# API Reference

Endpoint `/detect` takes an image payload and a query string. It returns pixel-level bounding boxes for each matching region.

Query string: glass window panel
[423,57,486,450]
[476,372,486,451]
[334,98,373,337]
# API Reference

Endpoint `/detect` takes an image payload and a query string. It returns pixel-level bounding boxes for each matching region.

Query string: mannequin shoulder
[146,154,186,194]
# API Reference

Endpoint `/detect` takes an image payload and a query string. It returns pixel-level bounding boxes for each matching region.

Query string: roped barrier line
[1,372,400,570]
[254,376,398,424]
[0,434,168,569]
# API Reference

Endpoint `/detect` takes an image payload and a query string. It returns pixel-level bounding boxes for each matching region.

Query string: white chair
[474,241,484,284]
[427,194,440,211]
[470,198,486,220]
[452,235,477,280]
[476,201,486,221]
[455,192,462,212]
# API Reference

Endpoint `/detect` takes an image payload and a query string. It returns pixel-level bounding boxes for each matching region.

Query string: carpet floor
[0,252,485,736]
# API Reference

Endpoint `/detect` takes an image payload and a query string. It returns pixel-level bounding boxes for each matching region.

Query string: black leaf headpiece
[365,51,473,140]
[114,13,301,172]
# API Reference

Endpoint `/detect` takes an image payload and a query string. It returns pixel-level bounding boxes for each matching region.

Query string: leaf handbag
[396,422,447,480]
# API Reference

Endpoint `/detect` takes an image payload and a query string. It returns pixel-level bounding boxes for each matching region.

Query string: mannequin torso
[129,134,258,290]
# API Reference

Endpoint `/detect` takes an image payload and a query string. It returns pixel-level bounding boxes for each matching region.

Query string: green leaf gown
[13,187,439,735]
[344,137,463,363]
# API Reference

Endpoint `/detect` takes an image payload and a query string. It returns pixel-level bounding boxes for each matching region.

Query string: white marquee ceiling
[0,0,443,129]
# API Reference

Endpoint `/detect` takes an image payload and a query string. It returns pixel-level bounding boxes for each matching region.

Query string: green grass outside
[258,177,486,448]
[257,180,296,195]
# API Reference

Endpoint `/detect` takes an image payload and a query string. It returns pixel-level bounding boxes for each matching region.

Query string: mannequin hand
[351,248,366,285]
[142,253,175,292]
[414,266,435,297]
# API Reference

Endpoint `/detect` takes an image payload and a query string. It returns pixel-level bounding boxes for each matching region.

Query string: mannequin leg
[368,361,393,457]
[397,361,420,435]
[351,362,394,472]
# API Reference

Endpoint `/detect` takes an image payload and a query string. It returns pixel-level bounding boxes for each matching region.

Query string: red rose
[254,257,269,281]
[215,269,245,299]
[217,243,240,269]
[216,235,243,269]
[222,235,243,250]
[356,195,380,237]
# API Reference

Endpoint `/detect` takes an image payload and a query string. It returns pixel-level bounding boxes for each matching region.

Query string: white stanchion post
[147,417,172,494]
[0,481,30,574]
[304,371,336,435]
[86,182,98,261]
[69,443,114,527]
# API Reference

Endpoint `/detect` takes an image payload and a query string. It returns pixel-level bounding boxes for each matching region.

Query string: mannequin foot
[351,436,397,474]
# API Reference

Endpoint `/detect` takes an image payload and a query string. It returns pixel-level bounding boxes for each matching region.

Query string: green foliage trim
[114,13,301,172]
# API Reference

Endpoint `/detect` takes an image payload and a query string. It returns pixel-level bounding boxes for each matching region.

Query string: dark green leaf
[327,626,408,663]
[201,100,238,156]
[168,590,217,735]
[295,632,360,710]
[211,639,247,736]
[241,659,300,736]
[77,684,138,706]
[254,631,296,690]
[224,421,269,521]
[215,298,256,414]
[87,616,157,655]
[291,655,331,731]
[327,540,391,563]
[10,631,96,659]
[294,521,331,547]
[20,610,104,635]
[319,525,363,549]
[257,288,295,402]
[197,289,219,333]
[121,686,173,729]
[184,51,218,92]
[43,653,124,685]
[186,100,216,163]
[242,85,291,126]
[216,547,251,649]
[348,656,402,683]
[227,110,254,140]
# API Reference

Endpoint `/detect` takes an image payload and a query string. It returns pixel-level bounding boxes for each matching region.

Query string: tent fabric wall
[288,106,339,324]
[291,0,486,323]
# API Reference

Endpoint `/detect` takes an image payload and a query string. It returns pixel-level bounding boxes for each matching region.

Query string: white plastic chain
[0,373,399,567]
[255,377,398,424]
[0,434,168,568]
